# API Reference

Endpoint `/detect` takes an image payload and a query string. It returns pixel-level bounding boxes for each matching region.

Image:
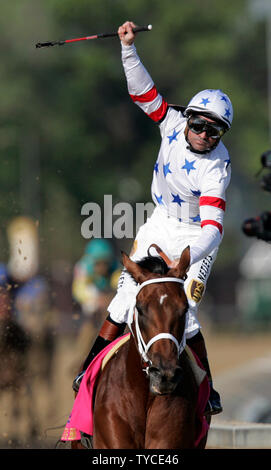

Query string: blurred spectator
[72,238,120,319]
[72,239,121,362]
[0,216,52,388]
[2,216,49,334]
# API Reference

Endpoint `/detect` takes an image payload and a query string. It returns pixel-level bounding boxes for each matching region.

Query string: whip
[36,24,152,49]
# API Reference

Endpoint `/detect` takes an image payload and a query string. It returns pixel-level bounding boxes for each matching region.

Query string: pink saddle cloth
[61,334,210,447]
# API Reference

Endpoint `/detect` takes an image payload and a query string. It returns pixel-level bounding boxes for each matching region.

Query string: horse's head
[122,246,190,396]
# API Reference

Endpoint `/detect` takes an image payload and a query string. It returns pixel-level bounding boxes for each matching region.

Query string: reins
[127,277,186,369]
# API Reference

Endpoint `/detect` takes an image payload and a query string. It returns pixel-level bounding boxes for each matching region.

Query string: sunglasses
[187,116,226,139]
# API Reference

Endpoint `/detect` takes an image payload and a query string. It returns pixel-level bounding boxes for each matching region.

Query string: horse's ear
[121,251,149,284]
[168,246,191,279]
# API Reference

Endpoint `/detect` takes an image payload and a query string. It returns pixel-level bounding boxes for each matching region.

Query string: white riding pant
[108,206,218,339]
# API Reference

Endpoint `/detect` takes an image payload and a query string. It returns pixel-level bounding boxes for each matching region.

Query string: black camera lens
[261,211,271,231]
[261,173,271,192]
[242,217,262,237]
[261,150,271,169]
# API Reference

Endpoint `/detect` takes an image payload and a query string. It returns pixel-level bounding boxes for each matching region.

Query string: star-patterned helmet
[184,89,233,129]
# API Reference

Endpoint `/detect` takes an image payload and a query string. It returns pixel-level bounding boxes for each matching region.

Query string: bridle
[127,277,186,369]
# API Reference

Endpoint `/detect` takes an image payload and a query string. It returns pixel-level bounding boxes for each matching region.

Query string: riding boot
[72,315,126,393]
[186,331,223,416]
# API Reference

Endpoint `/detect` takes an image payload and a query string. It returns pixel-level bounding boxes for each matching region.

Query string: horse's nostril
[149,366,160,377]
[149,365,183,384]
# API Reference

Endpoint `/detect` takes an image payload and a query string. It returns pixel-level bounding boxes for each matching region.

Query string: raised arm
[118,21,168,124]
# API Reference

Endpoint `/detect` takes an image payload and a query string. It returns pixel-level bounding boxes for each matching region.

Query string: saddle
[101,334,130,370]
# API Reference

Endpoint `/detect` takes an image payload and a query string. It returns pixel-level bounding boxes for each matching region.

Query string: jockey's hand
[118,21,137,46]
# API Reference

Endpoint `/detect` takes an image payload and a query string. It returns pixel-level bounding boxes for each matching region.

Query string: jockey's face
[187,115,220,153]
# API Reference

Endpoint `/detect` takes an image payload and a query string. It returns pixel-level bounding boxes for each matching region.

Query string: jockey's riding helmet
[184,89,233,130]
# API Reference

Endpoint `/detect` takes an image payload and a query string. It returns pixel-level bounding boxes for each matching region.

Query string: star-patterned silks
[149,93,230,226]
[181,159,196,175]
[171,194,185,206]
[167,129,180,144]
[163,162,172,177]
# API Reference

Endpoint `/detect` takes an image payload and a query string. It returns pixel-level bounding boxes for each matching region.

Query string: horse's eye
[136,304,143,315]
[178,304,188,316]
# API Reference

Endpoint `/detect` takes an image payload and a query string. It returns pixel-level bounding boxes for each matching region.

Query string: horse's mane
[136,256,169,275]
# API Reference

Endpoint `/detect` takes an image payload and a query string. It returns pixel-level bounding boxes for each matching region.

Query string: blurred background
[1,0,271,448]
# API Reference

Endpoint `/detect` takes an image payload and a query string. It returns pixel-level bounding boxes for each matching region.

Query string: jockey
[73,21,233,416]
[72,239,120,317]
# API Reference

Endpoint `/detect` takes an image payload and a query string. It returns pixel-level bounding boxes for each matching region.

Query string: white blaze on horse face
[159,294,168,305]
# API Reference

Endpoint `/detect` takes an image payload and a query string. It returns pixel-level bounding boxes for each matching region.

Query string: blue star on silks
[154,193,164,205]
[200,97,210,107]
[171,194,185,206]
[154,162,159,174]
[190,214,201,223]
[181,159,196,175]
[167,129,180,144]
[191,189,201,197]
[224,158,231,169]
[224,108,231,118]
[163,162,172,177]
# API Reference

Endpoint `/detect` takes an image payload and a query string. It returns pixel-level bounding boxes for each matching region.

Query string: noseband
[127,277,186,367]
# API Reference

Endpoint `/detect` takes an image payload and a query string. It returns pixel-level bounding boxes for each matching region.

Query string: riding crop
[35,24,152,49]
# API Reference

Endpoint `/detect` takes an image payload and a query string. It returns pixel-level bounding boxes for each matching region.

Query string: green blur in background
[0,0,271,324]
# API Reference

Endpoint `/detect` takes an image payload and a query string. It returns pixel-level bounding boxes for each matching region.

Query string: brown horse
[92,247,209,449]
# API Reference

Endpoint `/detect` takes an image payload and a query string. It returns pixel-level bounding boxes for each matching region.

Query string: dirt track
[1,327,271,449]
[206,330,271,376]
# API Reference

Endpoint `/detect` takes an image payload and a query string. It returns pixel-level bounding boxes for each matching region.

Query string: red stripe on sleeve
[199,196,226,211]
[201,219,223,234]
[148,99,168,122]
[129,85,158,103]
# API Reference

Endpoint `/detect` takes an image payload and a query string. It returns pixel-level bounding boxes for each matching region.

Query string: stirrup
[204,386,223,416]
[204,400,223,416]
[80,432,93,449]
[72,370,85,393]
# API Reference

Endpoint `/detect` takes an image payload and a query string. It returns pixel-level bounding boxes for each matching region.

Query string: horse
[90,246,210,449]
[0,276,54,444]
